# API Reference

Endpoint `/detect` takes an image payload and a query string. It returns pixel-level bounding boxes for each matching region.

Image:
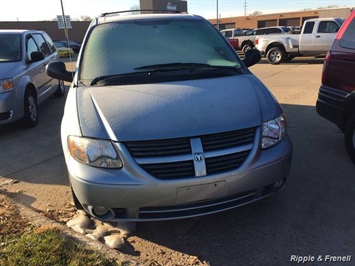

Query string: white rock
[70,224,86,234]
[104,234,125,249]
[112,221,136,237]
[66,211,92,230]
[85,233,98,241]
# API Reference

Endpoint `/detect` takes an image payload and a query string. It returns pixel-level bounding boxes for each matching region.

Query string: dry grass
[0,193,119,266]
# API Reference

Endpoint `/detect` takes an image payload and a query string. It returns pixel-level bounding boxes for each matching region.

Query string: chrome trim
[190,138,207,177]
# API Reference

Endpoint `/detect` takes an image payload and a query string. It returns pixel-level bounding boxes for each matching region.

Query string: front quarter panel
[61,85,82,163]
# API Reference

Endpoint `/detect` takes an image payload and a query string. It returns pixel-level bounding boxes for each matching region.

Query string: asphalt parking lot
[0,56,354,265]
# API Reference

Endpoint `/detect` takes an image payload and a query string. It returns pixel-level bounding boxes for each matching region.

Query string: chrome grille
[125,128,255,179]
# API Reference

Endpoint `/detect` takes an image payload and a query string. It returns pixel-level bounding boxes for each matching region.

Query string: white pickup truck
[255,17,345,64]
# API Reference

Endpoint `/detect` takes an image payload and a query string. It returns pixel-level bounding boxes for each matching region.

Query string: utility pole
[60,0,69,47]
[244,0,247,16]
[216,0,219,30]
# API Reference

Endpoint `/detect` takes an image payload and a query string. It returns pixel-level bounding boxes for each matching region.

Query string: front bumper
[0,91,17,125]
[316,85,351,131]
[68,134,292,222]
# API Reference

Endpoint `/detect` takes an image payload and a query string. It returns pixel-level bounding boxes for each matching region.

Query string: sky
[1,0,354,21]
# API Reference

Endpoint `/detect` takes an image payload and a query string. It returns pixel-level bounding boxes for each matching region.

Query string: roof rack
[101,10,182,17]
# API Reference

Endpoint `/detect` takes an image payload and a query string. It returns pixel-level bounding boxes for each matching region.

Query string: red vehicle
[316,11,355,163]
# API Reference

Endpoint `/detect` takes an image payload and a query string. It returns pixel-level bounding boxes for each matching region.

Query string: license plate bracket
[177,181,227,204]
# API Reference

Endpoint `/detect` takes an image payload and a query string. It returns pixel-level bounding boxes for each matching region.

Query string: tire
[22,90,38,128]
[54,80,65,98]
[71,186,84,210]
[345,114,355,164]
[242,44,252,54]
[266,47,286,64]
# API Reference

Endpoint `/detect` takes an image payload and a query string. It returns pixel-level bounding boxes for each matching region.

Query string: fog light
[93,206,109,216]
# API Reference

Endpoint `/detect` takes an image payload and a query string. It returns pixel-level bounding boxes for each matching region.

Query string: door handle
[315,35,321,38]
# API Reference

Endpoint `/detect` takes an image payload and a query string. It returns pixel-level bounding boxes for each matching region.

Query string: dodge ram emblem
[194,152,204,162]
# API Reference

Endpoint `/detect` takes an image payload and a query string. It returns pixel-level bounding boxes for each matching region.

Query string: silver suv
[47,12,292,221]
[0,30,64,127]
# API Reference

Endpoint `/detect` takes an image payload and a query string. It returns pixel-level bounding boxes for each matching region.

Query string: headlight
[261,114,287,149]
[68,136,122,168]
[0,79,13,93]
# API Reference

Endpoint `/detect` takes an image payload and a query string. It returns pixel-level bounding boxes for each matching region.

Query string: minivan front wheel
[22,90,38,128]
[345,114,355,164]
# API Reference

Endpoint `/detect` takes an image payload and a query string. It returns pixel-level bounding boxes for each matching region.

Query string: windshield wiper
[90,63,243,86]
[134,62,242,72]
[90,72,151,86]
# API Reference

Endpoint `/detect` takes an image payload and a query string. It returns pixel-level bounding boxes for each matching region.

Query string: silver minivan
[0,30,65,127]
[47,12,292,222]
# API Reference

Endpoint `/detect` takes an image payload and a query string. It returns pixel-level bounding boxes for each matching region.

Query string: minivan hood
[76,75,280,141]
[0,62,20,79]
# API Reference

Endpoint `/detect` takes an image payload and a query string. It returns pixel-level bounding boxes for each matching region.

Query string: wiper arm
[90,72,150,86]
[91,76,109,86]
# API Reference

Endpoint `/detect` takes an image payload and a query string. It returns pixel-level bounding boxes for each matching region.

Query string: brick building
[209,7,353,30]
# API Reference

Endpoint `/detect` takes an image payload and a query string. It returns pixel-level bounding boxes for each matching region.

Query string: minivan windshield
[0,34,21,62]
[80,18,243,82]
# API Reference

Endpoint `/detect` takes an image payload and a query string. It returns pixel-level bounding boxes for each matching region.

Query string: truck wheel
[345,114,355,164]
[22,89,38,128]
[242,44,252,54]
[54,80,65,98]
[266,47,285,64]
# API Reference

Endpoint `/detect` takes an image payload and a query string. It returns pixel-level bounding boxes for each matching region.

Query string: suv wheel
[345,114,355,164]
[54,80,65,98]
[22,90,38,128]
[266,47,285,64]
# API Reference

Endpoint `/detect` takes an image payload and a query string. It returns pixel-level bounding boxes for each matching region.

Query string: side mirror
[46,61,73,83]
[30,51,44,63]
[242,49,261,68]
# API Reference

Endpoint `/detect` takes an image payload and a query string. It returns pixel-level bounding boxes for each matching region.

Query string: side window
[263,29,271,35]
[32,33,51,56]
[269,28,281,34]
[340,17,355,49]
[234,29,243,36]
[26,37,40,62]
[303,22,315,34]
[224,31,232,38]
[318,21,339,33]
[42,32,56,54]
